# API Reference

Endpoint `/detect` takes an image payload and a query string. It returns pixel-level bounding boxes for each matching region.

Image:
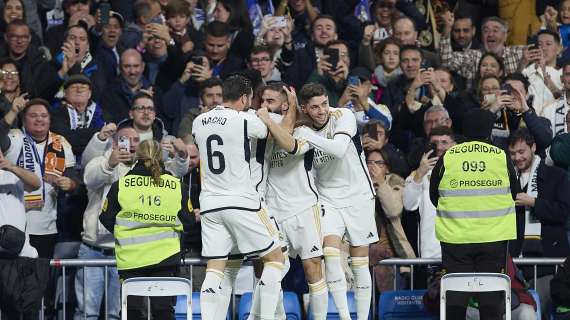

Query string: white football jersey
[192,106,268,213]
[265,127,319,223]
[297,107,375,208]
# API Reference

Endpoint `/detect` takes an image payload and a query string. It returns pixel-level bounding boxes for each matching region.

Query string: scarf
[67,101,95,130]
[374,65,402,88]
[544,95,569,138]
[17,132,67,211]
[522,155,542,238]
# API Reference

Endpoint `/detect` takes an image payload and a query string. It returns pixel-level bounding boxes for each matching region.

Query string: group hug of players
[192,75,377,320]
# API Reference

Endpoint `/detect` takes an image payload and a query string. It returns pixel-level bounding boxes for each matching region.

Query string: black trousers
[119,265,178,320]
[441,241,508,320]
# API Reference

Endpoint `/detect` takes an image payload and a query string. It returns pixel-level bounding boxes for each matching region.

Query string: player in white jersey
[295,83,378,320]
[192,75,291,319]
[254,84,329,319]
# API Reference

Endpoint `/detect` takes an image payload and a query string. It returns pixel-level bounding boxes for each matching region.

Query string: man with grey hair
[438,14,526,84]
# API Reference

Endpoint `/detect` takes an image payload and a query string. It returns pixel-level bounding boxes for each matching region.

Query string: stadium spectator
[164,0,204,55]
[521,30,563,115]
[359,37,401,103]
[49,74,106,157]
[450,14,480,51]
[508,128,570,318]
[101,49,165,124]
[438,15,526,82]
[0,0,41,49]
[203,21,244,79]
[542,62,570,143]
[212,0,254,62]
[0,58,24,119]
[392,16,440,68]
[45,0,94,57]
[1,98,77,258]
[404,126,457,259]
[367,147,415,293]
[92,11,125,83]
[247,45,280,83]
[308,40,350,106]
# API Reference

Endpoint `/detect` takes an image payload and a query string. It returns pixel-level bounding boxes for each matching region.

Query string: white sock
[273,254,289,319]
[323,247,351,319]
[258,261,284,319]
[200,268,224,320]
[351,256,371,320]
[219,259,241,319]
[308,278,328,320]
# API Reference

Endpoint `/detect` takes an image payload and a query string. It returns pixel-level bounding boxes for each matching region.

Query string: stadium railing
[2,257,562,320]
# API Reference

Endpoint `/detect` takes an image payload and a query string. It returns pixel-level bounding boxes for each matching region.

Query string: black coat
[510,161,570,259]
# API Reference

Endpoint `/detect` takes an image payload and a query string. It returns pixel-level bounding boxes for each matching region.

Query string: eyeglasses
[132,105,155,113]
[0,70,18,77]
[366,160,386,166]
[7,34,30,41]
[250,57,272,64]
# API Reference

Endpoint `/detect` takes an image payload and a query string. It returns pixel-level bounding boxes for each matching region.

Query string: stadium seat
[378,290,437,319]
[121,277,192,320]
[307,291,358,319]
[238,291,302,319]
[176,292,231,320]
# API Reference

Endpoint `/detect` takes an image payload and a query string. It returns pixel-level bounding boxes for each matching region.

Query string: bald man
[102,48,166,124]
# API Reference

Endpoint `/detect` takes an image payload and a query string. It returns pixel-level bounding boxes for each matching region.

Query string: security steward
[100,140,194,320]
[429,108,519,320]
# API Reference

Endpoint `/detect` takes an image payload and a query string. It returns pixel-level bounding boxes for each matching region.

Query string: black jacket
[511,161,570,259]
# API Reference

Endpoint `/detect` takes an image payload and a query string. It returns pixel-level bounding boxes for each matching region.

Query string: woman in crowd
[212,0,254,62]
[0,59,24,120]
[367,148,416,293]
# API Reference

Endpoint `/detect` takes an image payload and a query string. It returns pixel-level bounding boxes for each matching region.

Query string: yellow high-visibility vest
[437,141,516,244]
[114,173,185,270]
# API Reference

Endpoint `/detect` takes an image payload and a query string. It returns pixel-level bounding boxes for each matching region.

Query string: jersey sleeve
[242,112,268,139]
[296,126,352,159]
[332,108,357,138]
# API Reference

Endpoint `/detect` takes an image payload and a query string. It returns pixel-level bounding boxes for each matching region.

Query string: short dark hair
[311,14,336,32]
[299,83,327,105]
[249,45,273,60]
[536,29,561,44]
[6,19,29,34]
[164,0,190,19]
[453,13,474,27]
[478,51,505,75]
[260,83,287,101]
[400,44,423,60]
[222,75,252,102]
[325,39,349,51]
[362,120,389,138]
[64,23,89,41]
[200,77,223,92]
[132,91,154,105]
[429,126,455,139]
[508,127,535,148]
[504,72,530,92]
[205,21,231,38]
[22,98,50,116]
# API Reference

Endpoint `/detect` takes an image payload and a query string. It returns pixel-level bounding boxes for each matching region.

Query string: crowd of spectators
[2,0,570,318]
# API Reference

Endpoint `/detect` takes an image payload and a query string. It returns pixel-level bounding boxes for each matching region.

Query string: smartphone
[367,123,378,139]
[191,56,204,66]
[529,43,539,51]
[118,136,130,151]
[427,143,438,159]
[502,83,513,95]
[421,60,431,70]
[273,16,287,28]
[348,75,361,87]
[99,1,111,25]
[324,48,339,70]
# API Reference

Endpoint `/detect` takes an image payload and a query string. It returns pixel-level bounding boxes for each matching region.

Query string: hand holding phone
[118,136,130,151]
[324,48,339,70]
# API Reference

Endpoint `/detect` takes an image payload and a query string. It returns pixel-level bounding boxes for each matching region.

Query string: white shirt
[192,106,268,212]
[403,171,441,258]
[296,107,375,208]
[523,64,562,116]
[5,130,75,235]
[0,170,38,258]
[266,126,319,223]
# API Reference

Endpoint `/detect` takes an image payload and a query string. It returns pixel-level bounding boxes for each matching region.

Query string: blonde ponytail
[136,140,163,185]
